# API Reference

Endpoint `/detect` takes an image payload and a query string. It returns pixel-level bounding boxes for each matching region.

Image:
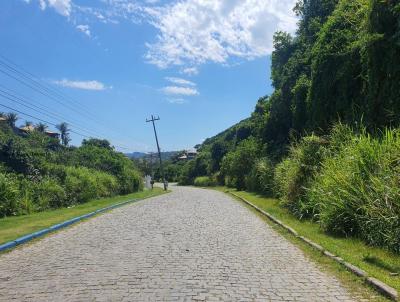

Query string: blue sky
[0,0,297,152]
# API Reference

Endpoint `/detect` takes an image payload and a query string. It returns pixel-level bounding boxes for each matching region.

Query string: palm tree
[36,122,48,133]
[24,121,33,127]
[56,122,71,146]
[5,112,18,128]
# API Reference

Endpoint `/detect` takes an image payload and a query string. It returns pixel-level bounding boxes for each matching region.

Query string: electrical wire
[0,102,132,151]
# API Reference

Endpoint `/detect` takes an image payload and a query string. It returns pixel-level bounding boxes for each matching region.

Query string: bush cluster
[0,126,142,217]
[274,135,328,218]
[275,126,400,253]
[193,176,217,187]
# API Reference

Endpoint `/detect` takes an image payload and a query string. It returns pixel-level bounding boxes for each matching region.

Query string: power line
[0,54,149,151]
[0,89,138,150]
[0,102,132,151]
[0,58,97,120]
[0,87,110,138]
[0,55,131,139]
[0,67,94,122]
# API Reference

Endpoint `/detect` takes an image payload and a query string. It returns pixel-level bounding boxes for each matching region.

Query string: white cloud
[76,24,91,37]
[24,0,298,72]
[165,77,196,87]
[53,79,109,91]
[181,67,199,76]
[30,0,72,16]
[162,86,199,96]
[145,0,298,68]
[167,98,187,104]
[39,0,46,10]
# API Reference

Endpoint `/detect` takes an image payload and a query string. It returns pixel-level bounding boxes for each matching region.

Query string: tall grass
[274,134,328,218]
[307,128,400,252]
[245,158,275,195]
[272,124,400,252]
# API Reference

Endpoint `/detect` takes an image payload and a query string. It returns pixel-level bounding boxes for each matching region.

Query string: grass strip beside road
[216,187,400,293]
[0,188,166,245]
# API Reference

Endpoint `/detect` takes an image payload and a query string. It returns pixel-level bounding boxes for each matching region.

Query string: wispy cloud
[165,77,196,87]
[181,67,199,76]
[162,86,199,96]
[53,79,109,91]
[25,0,72,17]
[76,24,91,37]
[167,98,187,104]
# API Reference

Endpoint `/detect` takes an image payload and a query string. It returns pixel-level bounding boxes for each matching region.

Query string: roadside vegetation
[0,115,142,218]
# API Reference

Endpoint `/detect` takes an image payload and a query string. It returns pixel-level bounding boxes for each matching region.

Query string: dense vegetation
[0,117,142,217]
[133,151,184,183]
[177,0,400,253]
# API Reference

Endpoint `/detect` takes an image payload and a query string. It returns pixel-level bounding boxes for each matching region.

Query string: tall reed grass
[274,124,400,252]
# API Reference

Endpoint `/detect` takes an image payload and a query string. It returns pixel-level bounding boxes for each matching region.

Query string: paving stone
[0,186,356,301]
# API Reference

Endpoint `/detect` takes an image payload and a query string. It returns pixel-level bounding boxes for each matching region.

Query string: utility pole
[146,115,167,190]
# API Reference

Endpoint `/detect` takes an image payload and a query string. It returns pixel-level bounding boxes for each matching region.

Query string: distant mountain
[126,151,180,161]
[125,152,147,159]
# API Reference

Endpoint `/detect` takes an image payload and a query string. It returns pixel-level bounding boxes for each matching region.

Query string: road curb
[229,191,399,301]
[0,194,159,254]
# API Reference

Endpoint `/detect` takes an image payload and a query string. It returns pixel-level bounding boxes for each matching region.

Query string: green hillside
[176,0,400,253]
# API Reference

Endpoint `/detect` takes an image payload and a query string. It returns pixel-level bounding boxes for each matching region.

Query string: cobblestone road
[0,186,356,301]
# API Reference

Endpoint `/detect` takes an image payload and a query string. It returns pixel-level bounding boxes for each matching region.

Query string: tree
[221,138,260,190]
[24,121,33,127]
[5,113,18,128]
[56,122,71,146]
[210,141,228,172]
[36,123,48,133]
[82,138,112,150]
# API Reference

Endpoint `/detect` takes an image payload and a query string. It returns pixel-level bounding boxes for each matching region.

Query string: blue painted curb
[0,197,144,253]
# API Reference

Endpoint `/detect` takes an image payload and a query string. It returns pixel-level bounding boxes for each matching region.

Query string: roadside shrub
[64,166,118,203]
[64,166,98,203]
[0,173,20,217]
[307,129,400,252]
[245,158,274,195]
[274,135,328,218]
[220,137,260,190]
[0,137,35,175]
[214,171,225,186]
[118,168,142,194]
[32,178,67,210]
[194,176,217,187]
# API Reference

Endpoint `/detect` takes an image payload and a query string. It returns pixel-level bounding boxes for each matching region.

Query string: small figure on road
[150,179,155,189]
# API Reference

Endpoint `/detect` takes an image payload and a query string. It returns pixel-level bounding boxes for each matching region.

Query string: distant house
[178,154,188,160]
[178,149,198,161]
[19,125,35,134]
[44,130,60,139]
[0,116,7,123]
[18,125,60,139]
[187,150,197,159]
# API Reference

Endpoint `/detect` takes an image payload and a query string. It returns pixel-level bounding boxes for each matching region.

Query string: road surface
[0,186,356,301]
